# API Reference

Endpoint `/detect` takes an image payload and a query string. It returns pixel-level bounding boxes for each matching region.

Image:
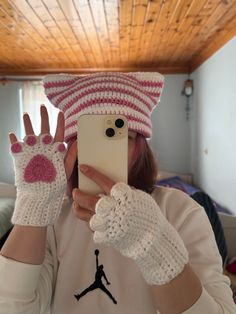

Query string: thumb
[64,141,77,179]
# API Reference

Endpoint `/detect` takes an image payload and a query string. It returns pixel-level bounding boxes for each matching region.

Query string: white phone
[77,114,128,195]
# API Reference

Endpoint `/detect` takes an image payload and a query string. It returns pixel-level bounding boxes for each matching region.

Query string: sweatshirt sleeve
[182,286,234,314]
[163,188,236,313]
[0,236,55,314]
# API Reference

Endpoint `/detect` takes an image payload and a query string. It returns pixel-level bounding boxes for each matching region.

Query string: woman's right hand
[9,105,77,226]
[9,105,77,181]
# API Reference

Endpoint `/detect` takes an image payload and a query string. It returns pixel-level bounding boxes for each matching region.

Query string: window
[20,81,59,138]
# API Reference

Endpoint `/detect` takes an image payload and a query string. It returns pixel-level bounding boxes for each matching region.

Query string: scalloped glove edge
[90,182,189,285]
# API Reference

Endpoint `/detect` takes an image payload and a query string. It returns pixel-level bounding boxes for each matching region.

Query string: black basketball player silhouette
[74,249,117,304]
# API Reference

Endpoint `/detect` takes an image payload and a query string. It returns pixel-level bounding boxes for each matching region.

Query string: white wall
[151,74,190,173]
[0,82,22,184]
[191,37,236,214]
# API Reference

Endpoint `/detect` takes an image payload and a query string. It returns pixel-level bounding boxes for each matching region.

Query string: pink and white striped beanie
[43,72,164,142]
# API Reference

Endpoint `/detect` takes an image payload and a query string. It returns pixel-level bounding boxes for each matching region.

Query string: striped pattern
[43,72,164,142]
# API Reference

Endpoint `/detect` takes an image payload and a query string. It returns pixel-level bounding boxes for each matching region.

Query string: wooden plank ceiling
[0,0,236,75]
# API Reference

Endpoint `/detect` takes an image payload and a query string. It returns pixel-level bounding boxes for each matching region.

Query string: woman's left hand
[72,165,115,222]
[73,164,189,286]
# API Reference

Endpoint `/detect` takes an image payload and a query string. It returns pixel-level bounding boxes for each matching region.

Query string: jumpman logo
[74,249,117,304]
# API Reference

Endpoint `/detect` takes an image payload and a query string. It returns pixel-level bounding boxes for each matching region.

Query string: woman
[0,72,235,314]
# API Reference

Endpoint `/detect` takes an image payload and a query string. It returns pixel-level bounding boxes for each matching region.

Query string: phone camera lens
[115,118,124,128]
[106,128,115,137]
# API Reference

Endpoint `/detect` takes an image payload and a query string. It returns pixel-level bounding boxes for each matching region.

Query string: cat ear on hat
[43,73,78,87]
[127,72,164,103]
[43,74,79,108]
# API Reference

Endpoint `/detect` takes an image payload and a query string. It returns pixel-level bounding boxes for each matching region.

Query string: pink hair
[128,133,158,193]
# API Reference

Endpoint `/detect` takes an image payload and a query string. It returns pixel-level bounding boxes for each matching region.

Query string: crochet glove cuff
[90,182,189,285]
[10,134,67,226]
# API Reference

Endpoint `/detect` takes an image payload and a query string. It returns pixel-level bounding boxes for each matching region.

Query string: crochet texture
[90,182,189,285]
[10,134,67,226]
[43,72,164,141]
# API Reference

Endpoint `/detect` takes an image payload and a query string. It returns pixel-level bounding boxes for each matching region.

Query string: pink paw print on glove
[11,134,66,184]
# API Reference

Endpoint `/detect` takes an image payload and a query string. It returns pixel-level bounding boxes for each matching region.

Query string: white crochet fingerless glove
[90,182,189,285]
[10,134,67,226]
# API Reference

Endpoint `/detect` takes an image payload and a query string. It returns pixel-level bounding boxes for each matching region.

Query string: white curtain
[20,81,59,138]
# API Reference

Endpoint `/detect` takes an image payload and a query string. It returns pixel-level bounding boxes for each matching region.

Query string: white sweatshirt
[0,186,235,314]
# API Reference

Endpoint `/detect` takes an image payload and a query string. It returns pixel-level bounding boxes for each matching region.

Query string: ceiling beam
[0,66,190,76]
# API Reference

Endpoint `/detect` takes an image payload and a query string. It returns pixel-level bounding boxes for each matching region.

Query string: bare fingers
[23,113,34,135]
[73,189,99,212]
[54,111,65,143]
[73,203,94,223]
[9,110,35,145]
[9,133,18,144]
[80,165,115,195]
[40,105,50,134]
[72,188,99,223]
[31,105,65,143]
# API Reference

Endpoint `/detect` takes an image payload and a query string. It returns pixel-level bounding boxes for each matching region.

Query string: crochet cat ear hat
[43,72,164,142]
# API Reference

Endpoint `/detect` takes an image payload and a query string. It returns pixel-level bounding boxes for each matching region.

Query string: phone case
[77,114,128,195]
